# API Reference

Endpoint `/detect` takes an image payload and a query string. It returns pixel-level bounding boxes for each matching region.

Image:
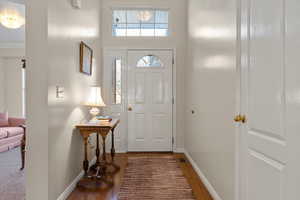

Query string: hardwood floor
[68,153,213,200]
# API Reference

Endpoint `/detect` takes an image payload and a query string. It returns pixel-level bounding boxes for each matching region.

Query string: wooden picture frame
[80,41,93,76]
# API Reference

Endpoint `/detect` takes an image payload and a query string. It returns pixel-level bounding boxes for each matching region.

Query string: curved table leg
[106,127,120,175]
[20,125,26,170]
[111,127,115,162]
[83,135,89,176]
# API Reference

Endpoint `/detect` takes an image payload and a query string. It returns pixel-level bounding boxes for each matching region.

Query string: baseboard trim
[57,157,97,200]
[184,150,223,200]
[174,148,185,153]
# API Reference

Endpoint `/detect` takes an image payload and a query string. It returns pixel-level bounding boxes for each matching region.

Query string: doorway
[127,50,173,152]
[103,49,174,152]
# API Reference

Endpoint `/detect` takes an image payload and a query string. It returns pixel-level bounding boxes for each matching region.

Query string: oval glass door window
[136,55,163,68]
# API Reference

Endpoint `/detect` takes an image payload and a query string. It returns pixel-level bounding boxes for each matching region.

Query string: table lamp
[84,86,106,122]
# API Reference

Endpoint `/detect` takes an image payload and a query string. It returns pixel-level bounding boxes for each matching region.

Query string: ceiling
[0,0,25,48]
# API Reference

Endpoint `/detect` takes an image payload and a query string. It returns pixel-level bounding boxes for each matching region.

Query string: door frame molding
[102,48,177,152]
[236,0,243,199]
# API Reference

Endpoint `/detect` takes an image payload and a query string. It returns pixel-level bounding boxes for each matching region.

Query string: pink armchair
[8,117,26,127]
[0,113,25,154]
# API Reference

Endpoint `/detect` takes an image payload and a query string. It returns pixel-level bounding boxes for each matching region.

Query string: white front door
[239,0,300,199]
[127,50,173,152]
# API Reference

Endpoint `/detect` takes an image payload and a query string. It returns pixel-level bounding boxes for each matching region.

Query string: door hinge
[172,137,174,145]
[172,57,175,65]
[172,96,175,104]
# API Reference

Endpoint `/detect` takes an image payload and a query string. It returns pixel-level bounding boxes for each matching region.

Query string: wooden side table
[76,119,120,187]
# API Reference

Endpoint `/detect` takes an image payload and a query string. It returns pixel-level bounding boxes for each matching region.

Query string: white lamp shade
[84,86,106,107]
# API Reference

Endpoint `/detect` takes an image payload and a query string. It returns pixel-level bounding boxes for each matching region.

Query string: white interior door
[239,0,300,199]
[127,50,173,152]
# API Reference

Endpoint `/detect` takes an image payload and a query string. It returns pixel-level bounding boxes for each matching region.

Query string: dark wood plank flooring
[68,153,213,200]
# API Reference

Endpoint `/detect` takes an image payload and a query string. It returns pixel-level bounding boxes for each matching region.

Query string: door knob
[240,115,246,123]
[234,115,242,122]
[128,106,132,111]
[234,114,247,123]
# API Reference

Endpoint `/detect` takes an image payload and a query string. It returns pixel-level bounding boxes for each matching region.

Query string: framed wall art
[80,41,93,75]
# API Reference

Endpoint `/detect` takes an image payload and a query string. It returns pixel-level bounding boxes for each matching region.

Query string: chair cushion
[0,134,23,147]
[0,129,8,139]
[1,127,23,137]
[0,112,9,127]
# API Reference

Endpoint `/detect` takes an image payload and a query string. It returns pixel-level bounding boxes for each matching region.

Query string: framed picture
[80,41,93,75]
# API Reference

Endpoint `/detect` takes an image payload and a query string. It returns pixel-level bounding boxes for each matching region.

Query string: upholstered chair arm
[8,117,26,127]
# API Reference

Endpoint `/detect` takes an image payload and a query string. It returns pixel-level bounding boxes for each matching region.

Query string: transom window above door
[112,9,169,37]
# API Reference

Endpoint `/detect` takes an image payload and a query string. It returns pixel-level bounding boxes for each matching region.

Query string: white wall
[26,0,102,199]
[0,57,24,116]
[101,0,187,151]
[47,0,102,199]
[286,0,300,198]
[26,0,48,199]
[0,48,25,57]
[0,58,5,111]
[3,58,23,117]
[185,0,237,200]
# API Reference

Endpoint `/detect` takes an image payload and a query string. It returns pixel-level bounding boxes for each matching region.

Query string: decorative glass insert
[137,55,163,68]
[112,58,122,104]
[112,9,169,37]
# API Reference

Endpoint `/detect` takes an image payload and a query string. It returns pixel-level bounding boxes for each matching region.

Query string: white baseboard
[174,148,185,153]
[57,157,97,200]
[184,150,223,200]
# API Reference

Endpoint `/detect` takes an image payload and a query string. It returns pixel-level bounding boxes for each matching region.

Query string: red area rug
[118,156,196,200]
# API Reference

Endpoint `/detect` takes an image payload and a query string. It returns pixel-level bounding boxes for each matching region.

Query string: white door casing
[127,50,173,152]
[239,0,292,199]
[102,49,127,152]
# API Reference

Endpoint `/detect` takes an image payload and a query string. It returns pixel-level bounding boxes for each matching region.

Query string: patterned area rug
[0,148,25,200]
[118,156,196,200]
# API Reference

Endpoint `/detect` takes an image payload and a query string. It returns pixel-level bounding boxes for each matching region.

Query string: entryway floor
[68,153,213,200]
[0,147,25,200]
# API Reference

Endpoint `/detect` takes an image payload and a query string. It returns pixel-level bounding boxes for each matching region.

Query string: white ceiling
[0,0,25,48]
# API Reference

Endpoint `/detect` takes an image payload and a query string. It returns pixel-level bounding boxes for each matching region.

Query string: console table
[20,125,26,170]
[76,119,120,187]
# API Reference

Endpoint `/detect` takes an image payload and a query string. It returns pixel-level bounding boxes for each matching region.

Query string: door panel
[135,72,146,104]
[240,0,287,199]
[152,72,164,104]
[128,50,173,152]
[248,150,285,200]
[249,0,285,139]
[135,113,146,140]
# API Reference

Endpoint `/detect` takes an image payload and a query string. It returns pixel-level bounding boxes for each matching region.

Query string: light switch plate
[56,86,65,99]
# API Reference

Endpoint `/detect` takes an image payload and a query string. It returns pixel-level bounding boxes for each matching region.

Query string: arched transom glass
[137,55,163,68]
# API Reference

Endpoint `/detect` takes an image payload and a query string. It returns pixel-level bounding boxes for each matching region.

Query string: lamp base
[89,107,100,122]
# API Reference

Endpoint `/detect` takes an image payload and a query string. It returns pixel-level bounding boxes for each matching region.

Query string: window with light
[112,9,169,37]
